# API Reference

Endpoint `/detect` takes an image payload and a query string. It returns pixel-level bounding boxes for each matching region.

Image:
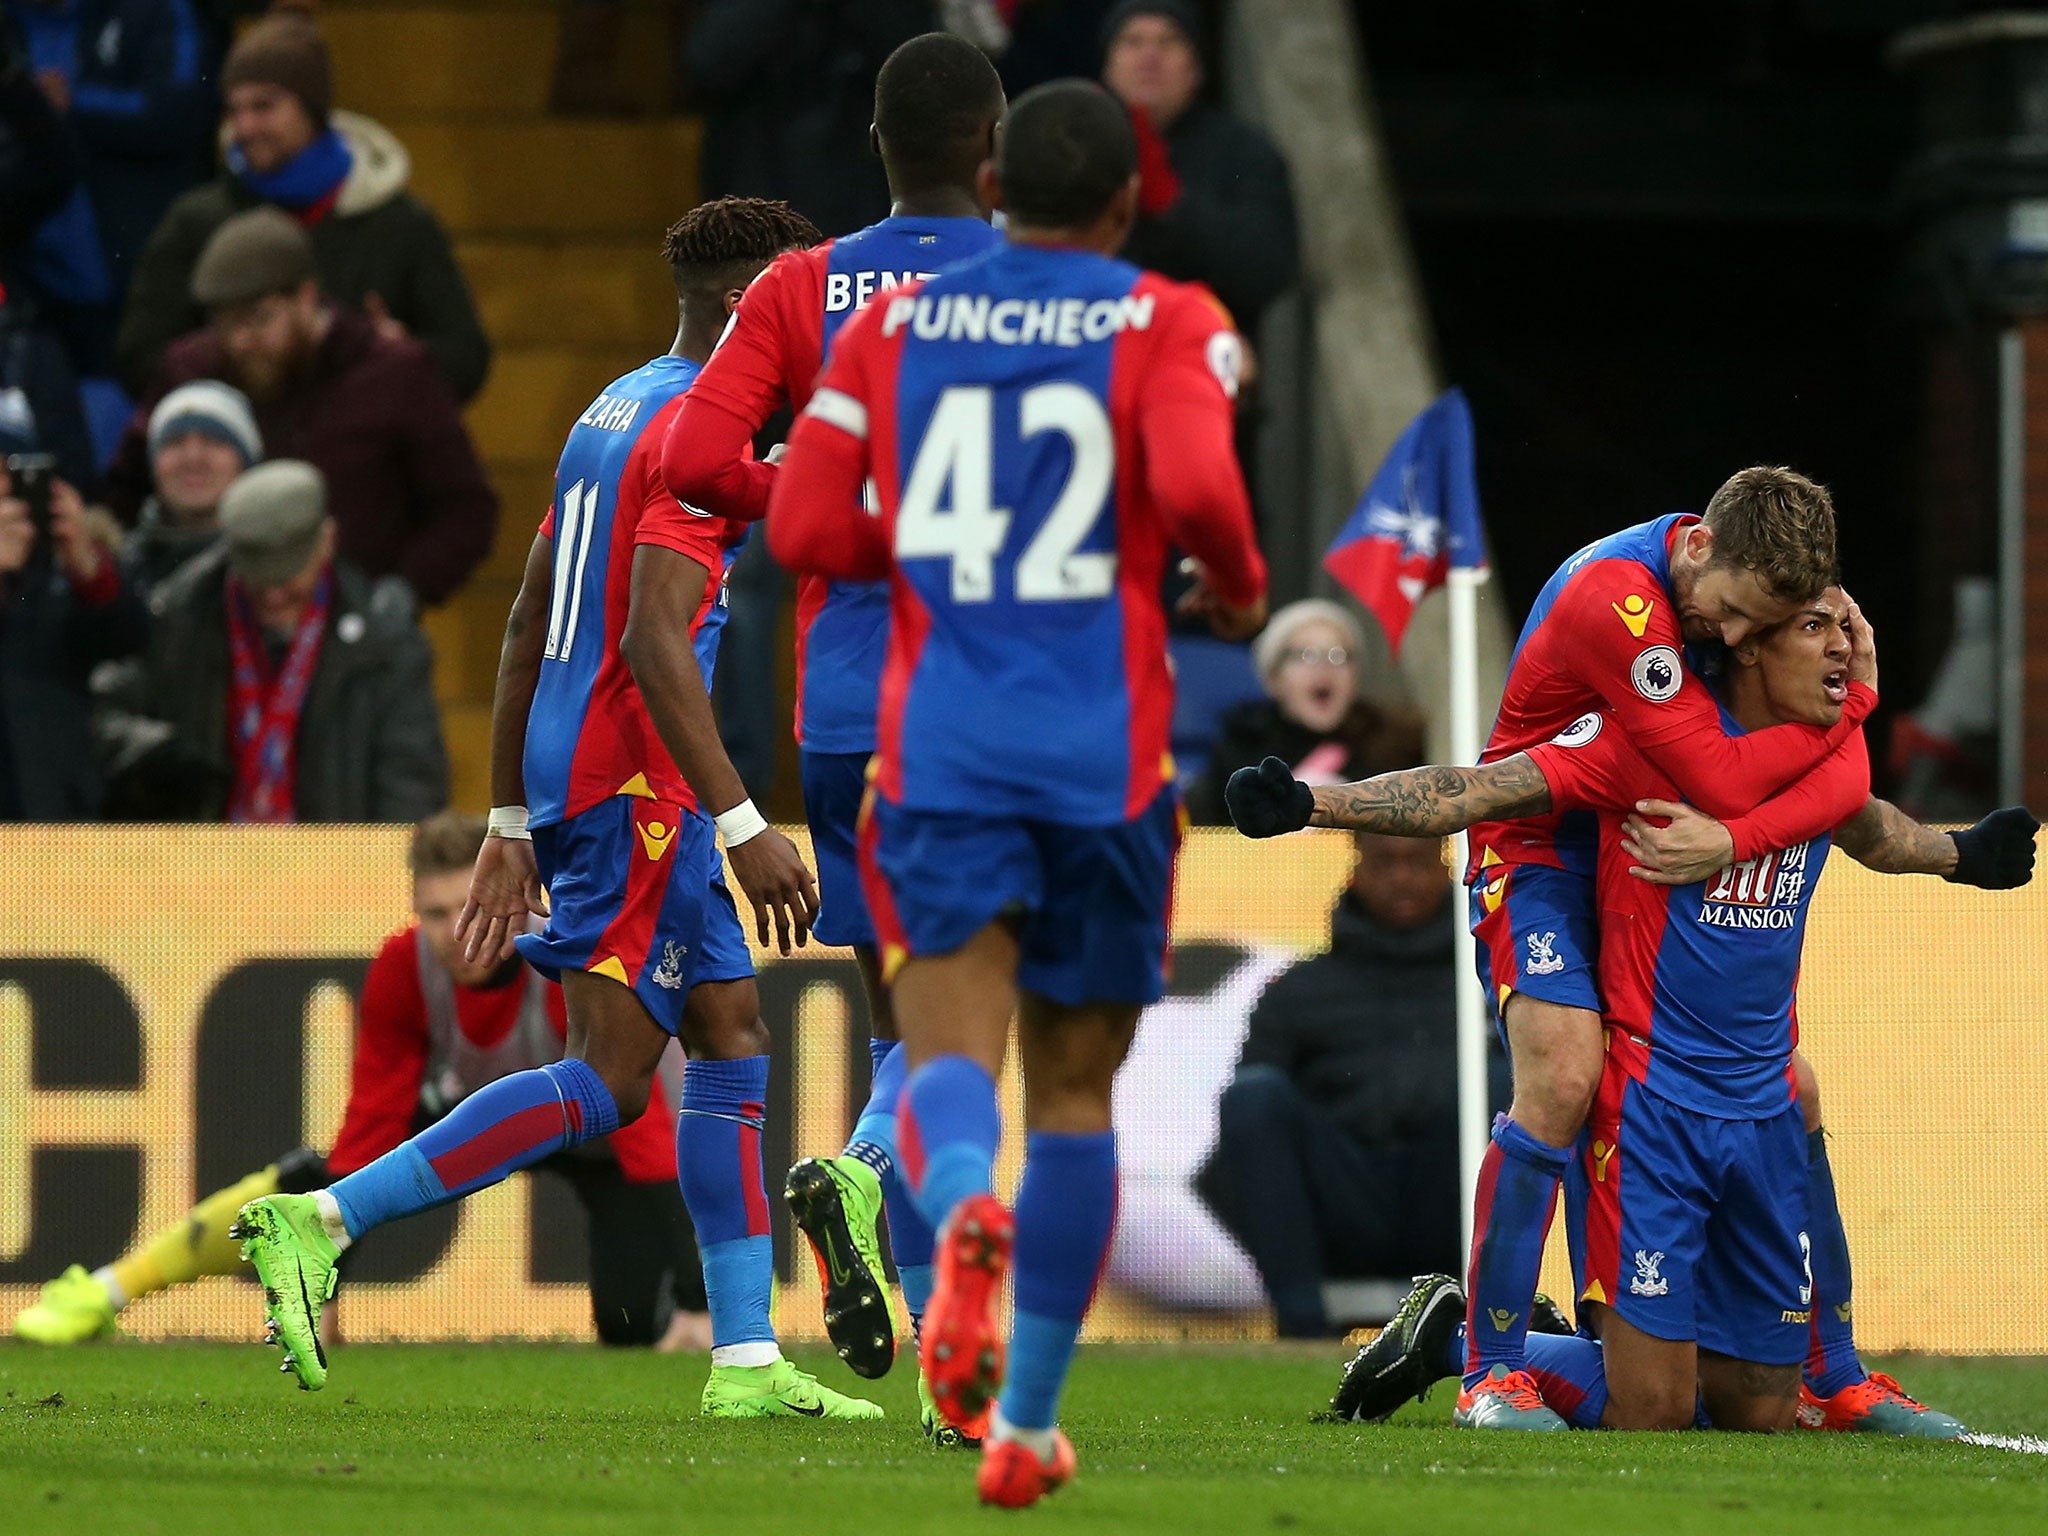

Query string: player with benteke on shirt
[1232,594,2035,1432]
[233,198,883,1419]
[768,78,1268,1505]
[663,31,1009,1420]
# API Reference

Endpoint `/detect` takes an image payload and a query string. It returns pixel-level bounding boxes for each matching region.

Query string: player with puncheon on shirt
[768,80,1268,1505]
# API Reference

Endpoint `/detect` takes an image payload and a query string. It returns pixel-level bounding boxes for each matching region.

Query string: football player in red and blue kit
[662,35,1008,1407]
[769,81,1267,1505]
[1404,470,1874,1426]
[233,199,882,1419]
[1236,593,2035,1433]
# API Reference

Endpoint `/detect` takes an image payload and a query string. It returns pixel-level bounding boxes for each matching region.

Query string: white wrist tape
[713,798,768,849]
[486,805,531,841]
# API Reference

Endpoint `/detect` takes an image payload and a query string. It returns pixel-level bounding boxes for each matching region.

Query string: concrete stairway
[324,0,698,810]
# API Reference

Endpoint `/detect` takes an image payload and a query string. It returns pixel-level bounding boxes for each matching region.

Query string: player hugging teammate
[1228,471,2038,1434]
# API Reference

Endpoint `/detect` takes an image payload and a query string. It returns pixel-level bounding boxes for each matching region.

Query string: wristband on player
[714,798,768,849]
[486,805,531,841]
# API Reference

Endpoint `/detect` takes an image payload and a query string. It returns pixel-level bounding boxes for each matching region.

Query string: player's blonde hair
[1701,466,1838,602]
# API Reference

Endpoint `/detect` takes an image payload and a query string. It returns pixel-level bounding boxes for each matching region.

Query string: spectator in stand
[685,0,930,236]
[106,207,497,604]
[12,809,713,1355]
[1,27,98,486]
[0,15,77,258]
[122,377,259,592]
[117,11,491,401]
[97,457,448,821]
[0,442,148,820]
[1197,831,1492,1338]
[6,0,213,373]
[1099,0,1296,332]
[1186,599,1421,825]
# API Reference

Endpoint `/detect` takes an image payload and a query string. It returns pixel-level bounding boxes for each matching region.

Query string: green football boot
[919,1369,982,1449]
[784,1156,895,1379]
[701,1358,885,1420]
[12,1266,119,1345]
[230,1194,340,1392]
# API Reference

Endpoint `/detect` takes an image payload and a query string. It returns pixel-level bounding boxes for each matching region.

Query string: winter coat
[0,547,147,819]
[116,110,490,400]
[1119,100,1299,330]
[119,494,214,595]
[1233,890,1462,1150]
[0,46,80,253]
[105,304,498,604]
[97,546,448,822]
[1185,697,1424,825]
[45,0,213,300]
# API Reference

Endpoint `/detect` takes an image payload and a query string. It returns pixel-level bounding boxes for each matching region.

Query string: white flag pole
[1448,562,1490,1261]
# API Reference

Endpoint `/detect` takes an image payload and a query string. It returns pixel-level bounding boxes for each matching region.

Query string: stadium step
[326,0,682,122]
[321,0,703,799]
[386,118,704,238]
[468,346,650,468]
[460,238,678,350]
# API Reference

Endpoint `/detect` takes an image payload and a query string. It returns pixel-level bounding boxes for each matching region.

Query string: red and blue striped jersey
[1529,709,1870,1118]
[664,214,1005,755]
[769,242,1267,824]
[525,355,745,828]
[1470,515,1874,881]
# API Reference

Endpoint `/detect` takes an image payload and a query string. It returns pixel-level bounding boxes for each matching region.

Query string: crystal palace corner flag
[1322,388,1486,657]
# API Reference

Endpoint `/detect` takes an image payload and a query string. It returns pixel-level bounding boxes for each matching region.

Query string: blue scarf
[228,129,355,213]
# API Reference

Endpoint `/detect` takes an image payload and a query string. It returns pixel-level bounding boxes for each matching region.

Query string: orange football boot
[978,1428,1077,1509]
[919,1193,1013,1436]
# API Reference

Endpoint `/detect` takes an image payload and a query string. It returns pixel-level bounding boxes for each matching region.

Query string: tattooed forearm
[1308,753,1553,837]
[1834,796,1958,877]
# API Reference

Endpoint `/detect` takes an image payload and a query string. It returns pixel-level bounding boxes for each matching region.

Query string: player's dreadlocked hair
[661,197,822,301]
[997,80,1138,229]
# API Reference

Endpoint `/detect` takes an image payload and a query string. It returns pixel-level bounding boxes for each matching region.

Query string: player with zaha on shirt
[231,198,885,1420]
[1233,593,2036,1432]
[662,34,1007,1425]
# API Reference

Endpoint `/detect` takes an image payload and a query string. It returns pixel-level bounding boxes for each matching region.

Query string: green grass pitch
[3,1343,2044,1534]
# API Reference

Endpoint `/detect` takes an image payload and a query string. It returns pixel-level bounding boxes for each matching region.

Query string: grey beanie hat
[147,380,263,466]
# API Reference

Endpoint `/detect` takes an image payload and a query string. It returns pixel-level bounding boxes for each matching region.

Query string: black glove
[1226,756,1314,838]
[1947,806,2040,889]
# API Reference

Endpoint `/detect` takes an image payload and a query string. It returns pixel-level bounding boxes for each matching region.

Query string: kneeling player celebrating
[1234,591,2035,1429]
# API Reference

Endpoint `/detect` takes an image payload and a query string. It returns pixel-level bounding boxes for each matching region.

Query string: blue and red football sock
[1463,1114,1569,1387]
[898,1055,1001,1234]
[1523,1331,1609,1429]
[1803,1126,1866,1397]
[845,1039,936,1324]
[329,1058,618,1240]
[999,1130,1118,1431]
[677,1055,777,1362]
